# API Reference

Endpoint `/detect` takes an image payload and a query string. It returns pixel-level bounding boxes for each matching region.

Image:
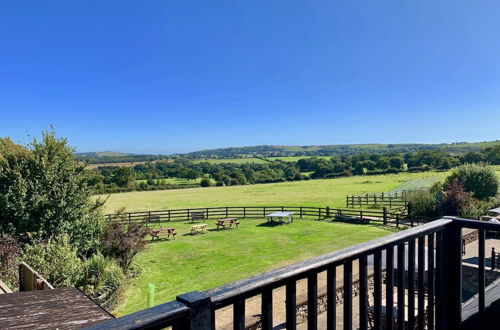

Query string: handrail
[207,219,451,307]
[85,216,500,329]
[84,300,190,330]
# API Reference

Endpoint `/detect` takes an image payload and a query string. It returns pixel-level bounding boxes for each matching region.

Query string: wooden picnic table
[151,227,176,240]
[191,224,209,235]
[216,218,240,229]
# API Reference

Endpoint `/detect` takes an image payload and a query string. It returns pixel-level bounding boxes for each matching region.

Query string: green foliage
[0,235,21,290]
[408,190,441,217]
[460,198,499,220]
[79,253,125,309]
[0,132,105,255]
[101,222,149,270]
[445,164,499,200]
[21,236,83,287]
[200,178,211,187]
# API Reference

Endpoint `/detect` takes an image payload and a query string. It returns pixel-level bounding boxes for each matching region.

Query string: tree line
[89,145,500,193]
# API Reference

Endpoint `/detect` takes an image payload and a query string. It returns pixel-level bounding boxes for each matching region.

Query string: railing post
[441,221,462,329]
[492,247,496,270]
[177,291,213,330]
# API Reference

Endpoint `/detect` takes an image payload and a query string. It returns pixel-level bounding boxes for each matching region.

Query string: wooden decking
[0,287,113,329]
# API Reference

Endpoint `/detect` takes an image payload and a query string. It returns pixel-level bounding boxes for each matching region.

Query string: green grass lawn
[99,171,451,213]
[114,219,394,316]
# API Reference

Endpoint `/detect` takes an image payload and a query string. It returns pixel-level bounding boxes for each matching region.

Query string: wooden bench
[191,224,208,235]
[190,212,206,223]
[151,227,176,240]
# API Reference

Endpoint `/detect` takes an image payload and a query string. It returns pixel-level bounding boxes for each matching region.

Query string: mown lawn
[99,171,451,213]
[114,219,394,316]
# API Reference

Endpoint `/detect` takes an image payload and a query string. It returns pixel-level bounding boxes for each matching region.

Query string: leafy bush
[200,178,212,187]
[446,164,499,200]
[79,253,125,309]
[408,190,441,217]
[101,222,149,270]
[441,179,471,216]
[0,235,21,290]
[0,132,105,256]
[21,235,83,287]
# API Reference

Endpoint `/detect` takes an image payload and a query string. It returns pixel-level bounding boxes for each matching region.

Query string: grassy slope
[115,219,393,315]
[99,171,451,213]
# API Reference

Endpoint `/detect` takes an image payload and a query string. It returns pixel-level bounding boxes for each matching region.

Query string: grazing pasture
[114,219,394,316]
[98,171,452,213]
[264,156,332,162]
[136,177,216,187]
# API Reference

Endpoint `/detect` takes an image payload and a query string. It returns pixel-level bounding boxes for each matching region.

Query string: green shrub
[0,235,21,290]
[446,164,499,200]
[407,190,441,217]
[79,253,125,309]
[21,235,83,287]
[200,178,211,187]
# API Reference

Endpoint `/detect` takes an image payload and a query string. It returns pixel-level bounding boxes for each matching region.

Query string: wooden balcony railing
[86,217,500,330]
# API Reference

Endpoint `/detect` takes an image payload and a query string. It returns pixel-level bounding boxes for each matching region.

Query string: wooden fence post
[318,208,322,220]
[326,206,330,218]
[168,209,171,221]
[383,207,387,225]
[225,207,228,218]
[187,209,190,221]
[243,207,246,218]
[300,207,303,218]
[396,214,399,228]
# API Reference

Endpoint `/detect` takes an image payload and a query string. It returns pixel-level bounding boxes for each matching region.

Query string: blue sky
[1,1,499,154]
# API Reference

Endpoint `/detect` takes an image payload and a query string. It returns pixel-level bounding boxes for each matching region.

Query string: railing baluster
[359,256,368,330]
[308,273,318,330]
[397,244,405,330]
[327,265,336,330]
[417,237,425,330]
[233,300,245,330]
[479,229,485,315]
[261,289,273,330]
[374,251,382,330]
[386,246,394,330]
[286,281,296,329]
[408,239,416,329]
[427,233,435,330]
[343,261,352,330]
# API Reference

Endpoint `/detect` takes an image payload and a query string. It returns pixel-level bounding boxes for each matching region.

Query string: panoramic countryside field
[99,170,452,213]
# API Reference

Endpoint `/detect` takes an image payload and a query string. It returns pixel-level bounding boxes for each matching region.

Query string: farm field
[114,219,394,316]
[192,157,268,164]
[98,171,453,214]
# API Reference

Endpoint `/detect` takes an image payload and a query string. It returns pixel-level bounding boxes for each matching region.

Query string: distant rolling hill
[182,141,500,159]
[75,151,131,158]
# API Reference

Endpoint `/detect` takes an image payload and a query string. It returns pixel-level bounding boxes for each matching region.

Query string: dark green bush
[445,164,499,200]
[407,190,441,217]
[0,235,21,290]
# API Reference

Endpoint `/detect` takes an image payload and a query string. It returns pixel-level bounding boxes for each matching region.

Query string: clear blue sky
[1,1,499,154]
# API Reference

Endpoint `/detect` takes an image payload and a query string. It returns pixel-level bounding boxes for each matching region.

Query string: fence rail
[85,217,500,330]
[345,194,408,208]
[106,205,414,228]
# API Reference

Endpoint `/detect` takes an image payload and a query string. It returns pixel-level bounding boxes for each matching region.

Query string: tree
[200,178,211,187]
[111,167,135,187]
[0,132,104,255]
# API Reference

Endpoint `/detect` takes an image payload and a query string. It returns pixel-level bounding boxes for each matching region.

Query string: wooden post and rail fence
[106,205,416,228]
